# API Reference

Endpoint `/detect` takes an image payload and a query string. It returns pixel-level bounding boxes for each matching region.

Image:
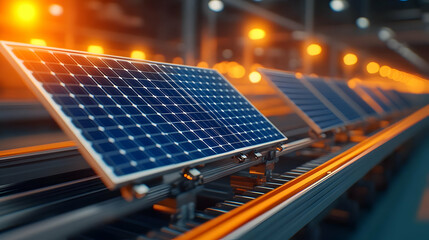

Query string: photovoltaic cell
[1,42,286,188]
[305,77,362,122]
[259,69,344,133]
[331,81,378,116]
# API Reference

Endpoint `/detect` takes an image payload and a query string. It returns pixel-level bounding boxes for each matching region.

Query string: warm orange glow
[183,173,193,180]
[172,57,184,65]
[0,141,75,158]
[227,62,245,78]
[249,71,262,83]
[250,63,263,71]
[48,4,63,16]
[343,53,358,66]
[389,69,399,81]
[30,38,46,46]
[197,61,209,68]
[366,62,380,74]
[130,50,146,60]
[295,72,303,79]
[87,45,104,54]
[248,28,266,40]
[306,43,322,56]
[379,65,391,77]
[153,54,166,62]
[153,204,177,214]
[13,1,37,25]
[213,61,228,73]
[347,78,361,88]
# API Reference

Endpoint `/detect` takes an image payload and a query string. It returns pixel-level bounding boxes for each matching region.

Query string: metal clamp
[236,154,248,162]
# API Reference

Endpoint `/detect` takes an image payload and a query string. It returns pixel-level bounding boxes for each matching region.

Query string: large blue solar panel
[305,77,362,122]
[331,81,378,116]
[259,69,344,133]
[1,41,286,188]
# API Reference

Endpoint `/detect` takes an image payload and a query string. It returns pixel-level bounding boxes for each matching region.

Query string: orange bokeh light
[248,28,266,40]
[343,53,358,66]
[306,43,322,56]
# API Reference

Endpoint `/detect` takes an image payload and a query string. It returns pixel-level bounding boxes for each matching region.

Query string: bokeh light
[249,71,262,83]
[130,50,146,60]
[49,4,64,16]
[87,45,104,54]
[30,38,47,46]
[366,62,380,74]
[197,61,209,68]
[13,2,37,25]
[379,65,391,77]
[343,53,358,66]
[248,28,266,40]
[306,43,322,56]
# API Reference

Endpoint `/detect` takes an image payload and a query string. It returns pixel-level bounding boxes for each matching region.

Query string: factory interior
[0,0,428,239]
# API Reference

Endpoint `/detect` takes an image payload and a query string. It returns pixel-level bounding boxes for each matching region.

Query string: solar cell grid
[1,42,286,188]
[259,69,345,133]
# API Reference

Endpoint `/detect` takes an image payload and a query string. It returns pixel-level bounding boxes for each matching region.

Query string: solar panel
[0,41,286,188]
[390,90,412,108]
[304,77,362,123]
[370,87,400,112]
[358,85,393,113]
[330,81,378,117]
[259,69,344,133]
[376,87,405,110]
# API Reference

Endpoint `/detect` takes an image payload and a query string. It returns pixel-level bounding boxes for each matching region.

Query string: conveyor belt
[176,105,429,240]
[0,106,426,239]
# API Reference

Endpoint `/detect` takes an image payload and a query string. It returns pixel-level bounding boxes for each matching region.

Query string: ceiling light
[329,0,348,12]
[356,17,370,29]
[208,0,224,12]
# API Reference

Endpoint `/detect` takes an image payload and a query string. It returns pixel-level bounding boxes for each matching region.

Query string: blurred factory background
[0,1,428,240]
[1,0,429,143]
[1,0,429,100]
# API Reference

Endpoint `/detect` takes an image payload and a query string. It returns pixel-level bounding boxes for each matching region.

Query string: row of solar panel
[0,41,421,190]
[259,69,414,134]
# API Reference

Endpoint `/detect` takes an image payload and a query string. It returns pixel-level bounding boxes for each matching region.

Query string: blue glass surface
[332,81,378,116]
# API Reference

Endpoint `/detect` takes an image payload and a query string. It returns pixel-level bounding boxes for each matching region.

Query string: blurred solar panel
[305,77,362,123]
[390,90,413,108]
[259,69,344,133]
[376,88,405,110]
[330,81,378,117]
[1,41,286,188]
[358,85,393,113]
